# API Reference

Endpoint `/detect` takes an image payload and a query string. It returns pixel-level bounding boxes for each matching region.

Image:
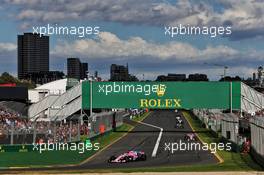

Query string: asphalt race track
[0,110,218,172]
[78,110,218,169]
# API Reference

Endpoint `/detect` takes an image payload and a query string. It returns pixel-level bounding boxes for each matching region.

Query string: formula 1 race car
[175,121,184,128]
[184,133,197,141]
[175,116,184,128]
[108,150,147,163]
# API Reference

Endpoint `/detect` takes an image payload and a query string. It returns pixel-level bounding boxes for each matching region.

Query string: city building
[156,73,209,81]
[167,74,186,81]
[18,33,49,80]
[67,58,88,80]
[23,71,65,85]
[188,74,209,81]
[156,74,186,81]
[110,64,129,81]
[80,63,88,80]
[219,76,241,82]
[110,64,138,81]
[257,66,264,87]
[246,66,264,88]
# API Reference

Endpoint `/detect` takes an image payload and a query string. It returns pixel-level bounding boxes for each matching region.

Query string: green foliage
[0,72,35,89]
[0,72,17,83]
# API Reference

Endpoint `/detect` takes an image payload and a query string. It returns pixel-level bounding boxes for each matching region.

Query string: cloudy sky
[0,0,264,80]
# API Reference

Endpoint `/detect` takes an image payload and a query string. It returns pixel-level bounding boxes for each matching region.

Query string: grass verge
[38,110,263,173]
[0,124,133,168]
[180,111,263,171]
[132,112,151,122]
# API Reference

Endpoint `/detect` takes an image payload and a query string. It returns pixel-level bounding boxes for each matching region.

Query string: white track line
[138,121,163,157]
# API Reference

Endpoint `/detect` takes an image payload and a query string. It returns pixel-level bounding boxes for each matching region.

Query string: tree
[0,72,35,88]
[0,72,17,83]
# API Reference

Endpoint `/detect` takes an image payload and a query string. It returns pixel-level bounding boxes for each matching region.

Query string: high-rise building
[110,64,138,81]
[258,66,264,87]
[18,33,49,79]
[23,71,64,85]
[80,62,88,80]
[67,58,88,80]
[110,64,129,81]
[94,71,98,78]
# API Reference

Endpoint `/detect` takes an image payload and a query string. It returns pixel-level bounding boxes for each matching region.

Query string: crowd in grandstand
[255,109,264,117]
[0,106,89,144]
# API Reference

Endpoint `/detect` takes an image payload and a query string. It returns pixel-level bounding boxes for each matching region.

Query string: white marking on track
[138,121,163,157]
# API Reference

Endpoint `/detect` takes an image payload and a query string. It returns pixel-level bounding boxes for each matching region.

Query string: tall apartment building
[67,58,88,80]
[18,33,49,80]
[110,64,138,81]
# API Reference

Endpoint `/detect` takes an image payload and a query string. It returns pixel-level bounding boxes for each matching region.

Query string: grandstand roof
[35,78,67,92]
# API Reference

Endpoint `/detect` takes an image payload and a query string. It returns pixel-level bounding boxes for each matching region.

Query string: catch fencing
[0,110,127,145]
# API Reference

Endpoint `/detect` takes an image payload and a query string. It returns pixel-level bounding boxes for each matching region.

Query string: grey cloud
[0,43,17,53]
[4,0,264,40]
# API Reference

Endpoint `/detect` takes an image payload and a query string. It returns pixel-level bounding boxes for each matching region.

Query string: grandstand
[0,79,127,145]
[0,101,28,117]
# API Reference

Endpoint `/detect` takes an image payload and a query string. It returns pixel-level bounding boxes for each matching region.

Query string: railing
[28,83,82,120]
[51,96,82,121]
[28,95,59,119]
[52,83,81,107]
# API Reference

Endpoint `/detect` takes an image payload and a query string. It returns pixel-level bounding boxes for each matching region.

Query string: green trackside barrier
[0,144,34,153]
[0,126,121,153]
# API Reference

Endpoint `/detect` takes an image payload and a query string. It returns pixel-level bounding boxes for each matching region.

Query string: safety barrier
[0,144,34,152]
[250,117,264,167]
[0,110,127,145]
[193,109,240,151]
[89,110,125,138]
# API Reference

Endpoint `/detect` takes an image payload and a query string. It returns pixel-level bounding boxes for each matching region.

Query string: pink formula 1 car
[184,133,197,141]
[108,150,147,163]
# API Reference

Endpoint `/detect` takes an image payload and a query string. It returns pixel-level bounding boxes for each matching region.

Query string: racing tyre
[108,156,116,163]
[141,154,147,161]
[125,156,131,163]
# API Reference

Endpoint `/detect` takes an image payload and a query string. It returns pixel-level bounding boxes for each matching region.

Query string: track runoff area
[0,81,262,173]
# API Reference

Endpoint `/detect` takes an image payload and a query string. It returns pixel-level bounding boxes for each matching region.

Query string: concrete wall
[221,113,239,144]
[89,110,127,138]
[250,117,264,166]
[193,109,239,144]
[193,109,222,133]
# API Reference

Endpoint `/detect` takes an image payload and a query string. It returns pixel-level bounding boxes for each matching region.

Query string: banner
[82,81,241,110]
